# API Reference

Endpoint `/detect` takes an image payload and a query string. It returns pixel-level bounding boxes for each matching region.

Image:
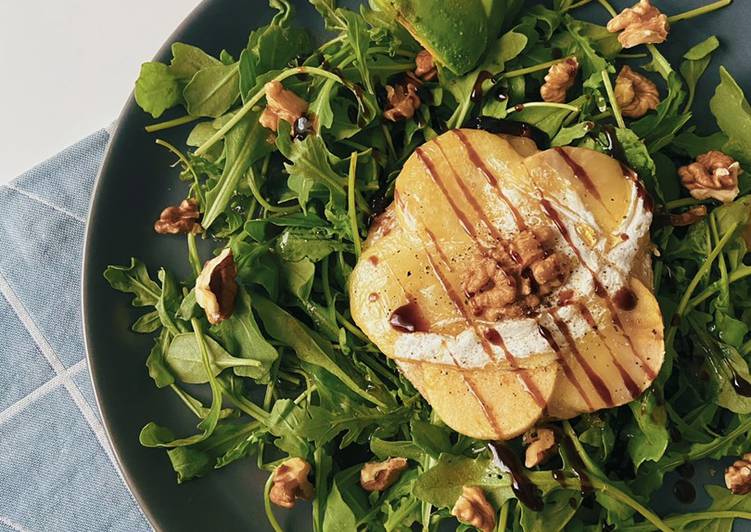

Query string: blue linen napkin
[0,130,151,532]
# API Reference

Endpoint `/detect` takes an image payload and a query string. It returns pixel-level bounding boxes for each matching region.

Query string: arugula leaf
[322,466,370,531]
[710,67,751,171]
[309,0,344,31]
[104,258,161,307]
[254,295,387,407]
[519,489,580,532]
[166,421,260,482]
[211,287,278,382]
[339,9,374,93]
[277,121,346,208]
[279,257,315,299]
[183,63,240,118]
[156,269,186,336]
[249,0,312,73]
[275,227,348,262]
[169,42,222,80]
[551,121,591,147]
[203,111,272,228]
[680,36,720,113]
[413,455,508,508]
[140,321,225,448]
[134,62,181,118]
[267,399,310,456]
[371,438,425,461]
[164,332,261,384]
[626,390,669,469]
[132,310,161,334]
[146,330,174,388]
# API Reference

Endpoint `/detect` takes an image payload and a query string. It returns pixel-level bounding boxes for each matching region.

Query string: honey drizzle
[540,196,656,381]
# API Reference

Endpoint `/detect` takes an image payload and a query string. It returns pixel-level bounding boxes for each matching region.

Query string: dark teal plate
[82,1,750,530]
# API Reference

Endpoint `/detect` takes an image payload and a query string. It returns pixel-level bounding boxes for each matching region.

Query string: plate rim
[81,1,217,529]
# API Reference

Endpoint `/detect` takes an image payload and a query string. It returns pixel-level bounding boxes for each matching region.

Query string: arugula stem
[595,0,618,17]
[321,257,333,309]
[335,310,370,343]
[216,379,270,423]
[564,0,594,11]
[742,337,751,355]
[500,57,576,80]
[688,265,751,309]
[667,0,732,24]
[190,318,223,439]
[560,422,671,530]
[665,222,739,348]
[263,473,285,532]
[145,114,198,133]
[509,101,581,114]
[660,415,751,471]
[381,123,398,162]
[247,168,299,213]
[589,110,613,121]
[169,384,203,418]
[497,500,510,531]
[195,66,346,157]
[624,511,751,531]
[347,152,362,258]
[562,420,606,476]
[709,212,730,308]
[154,139,206,206]
[601,70,626,129]
[664,197,705,210]
[617,53,648,59]
[589,477,672,531]
[187,233,201,277]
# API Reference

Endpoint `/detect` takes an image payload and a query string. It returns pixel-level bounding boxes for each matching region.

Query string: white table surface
[0,0,203,183]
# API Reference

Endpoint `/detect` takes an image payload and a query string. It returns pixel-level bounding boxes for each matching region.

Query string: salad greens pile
[106,0,751,529]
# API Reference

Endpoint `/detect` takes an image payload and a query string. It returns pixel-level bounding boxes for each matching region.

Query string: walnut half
[725,453,751,495]
[678,151,742,204]
[195,248,238,325]
[607,0,669,49]
[615,66,660,119]
[384,82,421,122]
[154,198,202,235]
[541,58,579,104]
[414,50,437,81]
[451,486,496,532]
[669,205,707,227]
[269,457,315,509]
[259,80,309,133]
[523,427,557,468]
[360,457,409,491]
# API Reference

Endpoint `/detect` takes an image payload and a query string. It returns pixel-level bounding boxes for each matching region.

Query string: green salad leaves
[107,0,751,530]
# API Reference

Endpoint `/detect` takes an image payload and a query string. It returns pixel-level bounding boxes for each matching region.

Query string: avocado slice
[374,0,491,75]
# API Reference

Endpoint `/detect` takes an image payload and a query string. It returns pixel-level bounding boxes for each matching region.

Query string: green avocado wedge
[374,0,493,75]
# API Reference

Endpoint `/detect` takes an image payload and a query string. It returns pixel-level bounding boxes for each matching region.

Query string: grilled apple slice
[350,129,664,440]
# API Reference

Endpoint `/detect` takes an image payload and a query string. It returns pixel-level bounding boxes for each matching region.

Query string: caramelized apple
[350,129,664,440]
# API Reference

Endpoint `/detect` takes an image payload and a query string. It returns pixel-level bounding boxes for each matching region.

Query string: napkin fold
[0,130,151,532]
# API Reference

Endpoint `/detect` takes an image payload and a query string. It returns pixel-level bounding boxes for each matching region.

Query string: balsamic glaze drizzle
[466,116,549,148]
[488,442,544,511]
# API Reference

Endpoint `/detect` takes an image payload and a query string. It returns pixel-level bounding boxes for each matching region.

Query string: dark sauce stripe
[415,148,478,239]
[575,303,642,398]
[553,147,602,201]
[540,196,656,381]
[537,322,595,410]
[451,130,528,230]
[434,139,504,241]
[550,311,614,406]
